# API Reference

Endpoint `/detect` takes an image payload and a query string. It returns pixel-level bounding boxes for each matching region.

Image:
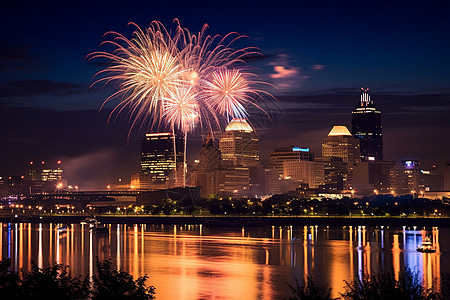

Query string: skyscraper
[140,132,184,189]
[219,119,259,167]
[322,126,360,164]
[352,88,383,161]
[218,119,260,196]
[322,125,360,188]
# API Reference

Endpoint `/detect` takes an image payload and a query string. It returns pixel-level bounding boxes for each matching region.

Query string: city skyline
[1,1,449,189]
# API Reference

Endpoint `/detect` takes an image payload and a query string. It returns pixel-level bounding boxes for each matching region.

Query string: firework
[88,20,273,187]
[87,21,186,132]
[163,84,199,134]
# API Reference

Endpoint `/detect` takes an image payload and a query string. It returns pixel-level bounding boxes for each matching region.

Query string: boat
[417,236,436,253]
[80,217,97,225]
[89,221,109,234]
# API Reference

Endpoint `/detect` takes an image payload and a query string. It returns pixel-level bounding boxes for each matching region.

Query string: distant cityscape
[1,89,449,201]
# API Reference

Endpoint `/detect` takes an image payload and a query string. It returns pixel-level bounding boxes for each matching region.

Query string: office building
[352,161,395,194]
[315,156,347,190]
[219,119,259,167]
[269,146,314,178]
[282,160,324,189]
[352,88,383,161]
[140,132,184,189]
[322,125,360,188]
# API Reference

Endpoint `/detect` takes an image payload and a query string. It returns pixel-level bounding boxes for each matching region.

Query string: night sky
[1,0,449,190]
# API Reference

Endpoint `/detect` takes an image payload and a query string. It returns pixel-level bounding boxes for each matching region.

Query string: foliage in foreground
[288,269,449,300]
[286,275,333,300]
[0,258,155,300]
[341,270,439,300]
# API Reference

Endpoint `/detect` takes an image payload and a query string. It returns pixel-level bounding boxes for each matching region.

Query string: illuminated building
[322,126,360,164]
[216,119,260,196]
[219,166,250,196]
[24,161,65,194]
[389,160,444,194]
[315,156,347,190]
[140,132,184,189]
[264,164,282,195]
[282,160,324,189]
[389,163,412,194]
[198,138,222,172]
[191,138,224,197]
[29,161,63,182]
[351,88,383,161]
[219,119,259,167]
[269,146,314,178]
[322,125,360,188]
[352,161,395,194]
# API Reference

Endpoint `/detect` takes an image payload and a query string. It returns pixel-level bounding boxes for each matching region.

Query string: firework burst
[163,84,199,134]
[88,20,274,186]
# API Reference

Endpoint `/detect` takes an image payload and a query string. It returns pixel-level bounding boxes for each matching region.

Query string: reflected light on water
[0,223,447,299]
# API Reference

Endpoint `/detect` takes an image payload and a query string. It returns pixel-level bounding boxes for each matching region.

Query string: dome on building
[225,119,254,132]
[328,125,352,136]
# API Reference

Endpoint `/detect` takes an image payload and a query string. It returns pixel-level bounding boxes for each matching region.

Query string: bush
[340,270,438,300]
[287,275,334,300]
[0,258,155,300]
[92,259,155,300]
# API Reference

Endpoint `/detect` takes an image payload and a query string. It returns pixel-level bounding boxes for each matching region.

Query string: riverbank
[1,213,449,227]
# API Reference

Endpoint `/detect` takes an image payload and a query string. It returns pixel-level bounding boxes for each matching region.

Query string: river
[1,223,448,299]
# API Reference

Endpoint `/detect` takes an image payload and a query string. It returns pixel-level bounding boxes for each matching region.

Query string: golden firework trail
[88,19,271,134]
[88,20,274,186]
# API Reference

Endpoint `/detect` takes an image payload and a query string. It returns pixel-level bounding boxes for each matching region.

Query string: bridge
[26,190,143,201]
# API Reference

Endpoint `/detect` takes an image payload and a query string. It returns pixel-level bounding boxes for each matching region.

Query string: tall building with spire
[351,88,383,161]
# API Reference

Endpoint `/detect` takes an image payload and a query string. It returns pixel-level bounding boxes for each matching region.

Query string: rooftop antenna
[360,87,371,106]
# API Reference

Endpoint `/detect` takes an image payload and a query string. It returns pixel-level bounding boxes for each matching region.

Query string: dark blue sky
[1,0,449,189]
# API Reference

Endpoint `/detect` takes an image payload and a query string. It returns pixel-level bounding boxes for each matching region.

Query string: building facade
[282,160,325,189]
[351,88,383,161]
[219,119,259,167]
[140,132,184,189]
[322,125,360,188]
[269,146,314,178]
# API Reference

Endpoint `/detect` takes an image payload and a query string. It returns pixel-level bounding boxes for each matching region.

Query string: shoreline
[1,214,449,227]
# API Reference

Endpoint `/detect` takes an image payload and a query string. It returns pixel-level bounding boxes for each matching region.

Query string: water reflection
[0,223,446,299]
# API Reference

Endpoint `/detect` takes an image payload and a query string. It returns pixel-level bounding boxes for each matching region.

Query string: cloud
[0,43,39,72]
[0,79,88,98]
[270,65,299,79]
[240,53,275,63]
[268,54,305,90]
[312,64,325,70]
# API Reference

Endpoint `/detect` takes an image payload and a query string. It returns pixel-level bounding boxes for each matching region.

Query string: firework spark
[87,21,186,132]
[163,84,199,134]
[88,20,274,186]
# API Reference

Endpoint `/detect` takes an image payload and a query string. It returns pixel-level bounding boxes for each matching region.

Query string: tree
[0,258,20,299]
[20,262,90,300]
[92,259,155,300]
[287,275,334,300]
[0,259,89,300]
[341,270,437,300]
[0,258,156,300]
